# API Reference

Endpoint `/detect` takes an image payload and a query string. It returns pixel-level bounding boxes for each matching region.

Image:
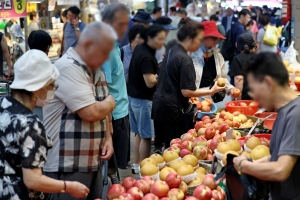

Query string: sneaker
[131,163,140,174]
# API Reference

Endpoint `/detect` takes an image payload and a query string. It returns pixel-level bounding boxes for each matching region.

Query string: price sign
[0,0,26,19]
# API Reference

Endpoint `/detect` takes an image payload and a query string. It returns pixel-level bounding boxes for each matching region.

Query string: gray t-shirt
[269,97,300,200]
[63,22,85,54]
[257,27,277,53]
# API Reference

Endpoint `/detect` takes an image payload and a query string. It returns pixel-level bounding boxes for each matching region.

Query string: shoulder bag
[165,49,197,133]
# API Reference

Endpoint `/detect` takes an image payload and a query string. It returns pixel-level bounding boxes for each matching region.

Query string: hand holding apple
[210,81,225,95]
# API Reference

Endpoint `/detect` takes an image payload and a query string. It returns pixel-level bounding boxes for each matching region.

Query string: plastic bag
[284,41,298,64]
[263,25,279,46]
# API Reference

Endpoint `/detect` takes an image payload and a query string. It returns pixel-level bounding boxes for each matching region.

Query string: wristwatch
[76,27,80,31]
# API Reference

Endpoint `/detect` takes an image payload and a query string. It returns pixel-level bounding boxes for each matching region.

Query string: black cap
[132,10,153,23]
[237,33,256,51]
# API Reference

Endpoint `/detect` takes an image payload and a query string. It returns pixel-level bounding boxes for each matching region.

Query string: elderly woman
[0,50,89,199]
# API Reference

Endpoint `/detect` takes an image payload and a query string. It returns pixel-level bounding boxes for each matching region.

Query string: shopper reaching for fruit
[232,52,300,200]
[191,21,237,100]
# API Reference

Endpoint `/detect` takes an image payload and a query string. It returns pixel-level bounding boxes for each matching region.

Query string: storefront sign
[26,3,36,25]
[57,0,79,6]
[0,0,27,18]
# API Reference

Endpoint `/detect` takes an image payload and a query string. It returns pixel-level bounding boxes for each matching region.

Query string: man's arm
[143,73,157,88]
[1,36,12,76]
[235,155,297,182]
[234,75,244,91]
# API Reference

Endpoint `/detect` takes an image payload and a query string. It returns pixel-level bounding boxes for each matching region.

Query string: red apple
[202,116,210,121]
[249,101,258,106]
[216,118,224,125]
[220,132,226,141]
[160,198,171,200]
[127,187,144,200]
[142,193,159,200]
[133,180,151,195]
[204,123,212,129]
[181,133,194,142]
[197,128,206,136]
[201,100,210,107]
[238,140,245,149]
[107,184,126,200]
[239,102,247,107]
[165,172,182,188]
[119,193,135,200]
[224,119,233,127]
[122,177,136,191]
[170,138,182,146]
[185,197,199,200]
[180,141,192,151]
[203,118,212,124]
[167,188,184,200]
[206,154,214,160]
[205,127,216,139]
[179,181,187,195]
[217,77,226,87]
[208,139,218,151]
[213,134,223,142]
[224,114,233,121]
[227,102,235,107]
[232,89,241,98]
[193,146,208,160]
[141,176,153,186]
[212,190,222,200]
[201,106,211,112]
[219,111,226,119]
[205,99,213,106]
[187,129,196,135]
[211,122,219,131]
[202,174,217,190]
[260,137,270,147]
[219,123,230,133]
[232,111,241,116]
[195,121,205,131]
[193,184,212,200]
[196,102,202,110]
[192,136,207,147]
[171,143,180,148]
[232,121,240,128]
[217,186,226,199]
[169,146,180,154]
[180,149,192,158]
[150,180,170,198]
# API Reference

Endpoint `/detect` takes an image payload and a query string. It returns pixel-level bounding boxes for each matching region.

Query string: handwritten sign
[0,0,26,19]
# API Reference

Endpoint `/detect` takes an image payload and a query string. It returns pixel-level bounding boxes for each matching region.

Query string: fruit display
[107,173,225,200]
[214,110,255,129]
[225,100,259,116]
[189,97,214,113]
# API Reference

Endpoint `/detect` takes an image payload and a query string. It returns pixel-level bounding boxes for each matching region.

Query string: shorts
[128,96,154,139]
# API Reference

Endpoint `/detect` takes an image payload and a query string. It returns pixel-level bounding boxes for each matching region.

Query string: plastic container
[237,134,271,141]
[197,97,217,119]
[225,100,259,116]
[254,112,277,130]
[295,83,300,91]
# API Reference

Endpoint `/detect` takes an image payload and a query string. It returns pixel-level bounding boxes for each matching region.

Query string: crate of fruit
[190,97,217,119]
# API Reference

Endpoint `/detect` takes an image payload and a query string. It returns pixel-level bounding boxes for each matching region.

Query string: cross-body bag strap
[165,49,184,112]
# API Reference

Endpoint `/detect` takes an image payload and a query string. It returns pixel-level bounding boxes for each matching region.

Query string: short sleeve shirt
[122,43,133,80]
[102,42,129,120]
[63,22,85,54]
[127,43,158,100]
[257,27,277,53]
[152,44,196,123]
[269,97,300,200]
[43,48,108,173]
[0,96,52,199]
[231,22,245,54]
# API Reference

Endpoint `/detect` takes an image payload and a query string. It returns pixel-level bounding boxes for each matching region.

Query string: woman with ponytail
[228,33,257,100]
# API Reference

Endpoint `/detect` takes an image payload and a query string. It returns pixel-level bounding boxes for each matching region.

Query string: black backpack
[221,28,234,61]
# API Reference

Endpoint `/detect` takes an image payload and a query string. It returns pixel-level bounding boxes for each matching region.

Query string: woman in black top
[127,25,166,173]
[228,33,257,100]
[152,20,225,148]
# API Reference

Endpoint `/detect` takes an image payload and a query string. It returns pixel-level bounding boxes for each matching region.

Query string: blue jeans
[128,96,153,139]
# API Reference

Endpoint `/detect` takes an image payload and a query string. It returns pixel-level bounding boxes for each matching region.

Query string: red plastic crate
[254,112,277,130]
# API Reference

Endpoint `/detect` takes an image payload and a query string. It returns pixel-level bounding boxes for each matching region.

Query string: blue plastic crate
[197,97,217,119]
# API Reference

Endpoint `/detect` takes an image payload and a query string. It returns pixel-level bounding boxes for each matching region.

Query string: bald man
[43,22,116,200]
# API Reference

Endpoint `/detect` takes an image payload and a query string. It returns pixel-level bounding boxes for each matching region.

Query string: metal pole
[24,17,29,51]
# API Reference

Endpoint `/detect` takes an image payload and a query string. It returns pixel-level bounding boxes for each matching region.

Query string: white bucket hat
[10,23,24,38]
[10,50,60,91]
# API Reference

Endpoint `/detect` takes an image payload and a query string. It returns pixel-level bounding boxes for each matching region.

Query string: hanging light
[216,0,221,3]
[221,2,226,7]
[237,6,242,12]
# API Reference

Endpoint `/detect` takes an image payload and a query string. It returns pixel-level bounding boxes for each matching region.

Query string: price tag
[226,128,233,141]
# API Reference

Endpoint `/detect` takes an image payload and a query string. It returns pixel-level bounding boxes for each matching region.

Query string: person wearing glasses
[0,50,89,199]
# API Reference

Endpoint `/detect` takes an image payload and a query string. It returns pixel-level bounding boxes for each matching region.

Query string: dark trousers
[109,115,130,169]
[154,120,182,149]
[154,121,164,149]
[44,171,103,200]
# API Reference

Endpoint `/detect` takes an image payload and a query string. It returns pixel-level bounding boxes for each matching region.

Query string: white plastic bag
[284,41,298,64]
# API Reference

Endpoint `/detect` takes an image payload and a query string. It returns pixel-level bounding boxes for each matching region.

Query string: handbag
[165,49,198,132]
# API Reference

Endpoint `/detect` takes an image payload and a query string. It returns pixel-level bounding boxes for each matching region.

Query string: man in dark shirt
[233,53,300,200]
[221,8,238,32]
[231,9,251,54]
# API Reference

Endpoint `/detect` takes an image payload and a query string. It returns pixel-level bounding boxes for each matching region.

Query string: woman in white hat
[0,50,89,199]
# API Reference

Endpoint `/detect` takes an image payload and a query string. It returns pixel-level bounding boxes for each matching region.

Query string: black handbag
[165,50,198,133]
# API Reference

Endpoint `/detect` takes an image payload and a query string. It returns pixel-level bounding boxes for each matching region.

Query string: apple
[187,129,197,135]
[224,119,233,127]
[216,118,224,125]
[163,151,180,163]
[232,120,240,128]
[167,188,184,200]
[142,176,154,186]
[142,193,159,200]
[202,174,217,190]
[171,143,180,148]
[219,111,226,119]
[185,197,199,200]
[217,186,225,199]
[206,154,214,160]
[192,136,207,147]
[232,111,241,116]
[204,123,212,129]
[217,77,226,87]
[224,113,233,121]
[238,114,248,123]
[219,123,230,133]
[196,102,202,110]
[180,141,192,151]
[201,106,211,112]
[168,146,180,154]
[197,128,206,136]
[227,102,235,107]
[165,172,182,188]
[201,100,210,107]
[193,146,208,160]
[119,193,135,200]
[208,139,218,151]
[180,149,192,158]
[160,167,176,181]
[249,101,258,106]
[260,137,270,147]
[203,119,212,124]
[195,121,205,131]
[212,190,222,200]
[170,138,182,146]
[201,116,210,121]
[121,177,136,191]
[179,181,188,195]
[181,133,194,142]
[160,198,171,200]
[239,102,247,107]
[205,99,213,106]
[213,134,223,142]
[295,76,300,84]
[133,180,151,195]
[205,127,216,139]
[232,89,241,98]
[193,184,212,200]
[150,180,170,198]
[107,184,126,200]
[239,140,245,149]
[211,122,219,131]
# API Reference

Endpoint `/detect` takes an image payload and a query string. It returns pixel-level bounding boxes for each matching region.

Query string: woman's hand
[210,81,225,95]
[67,181,90,198]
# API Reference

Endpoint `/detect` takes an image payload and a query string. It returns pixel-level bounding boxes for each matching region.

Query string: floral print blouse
[0,96,53,200]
